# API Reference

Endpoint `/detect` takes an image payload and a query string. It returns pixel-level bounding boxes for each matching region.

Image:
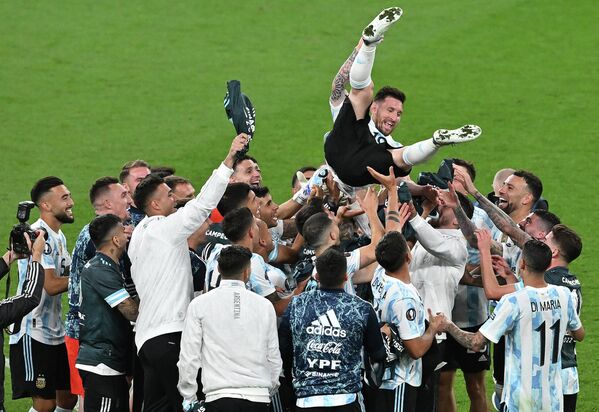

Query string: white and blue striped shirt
[480,285,581,412]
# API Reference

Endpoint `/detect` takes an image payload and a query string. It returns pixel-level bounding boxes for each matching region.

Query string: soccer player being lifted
[324,7,482,189]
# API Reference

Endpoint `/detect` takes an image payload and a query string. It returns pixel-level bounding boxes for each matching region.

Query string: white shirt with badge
[408,215,468,341]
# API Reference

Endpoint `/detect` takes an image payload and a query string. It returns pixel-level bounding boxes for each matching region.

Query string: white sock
[55,408,73,412]
[29,408,39,412]
[349,43,376,89]
[401,138,439,166]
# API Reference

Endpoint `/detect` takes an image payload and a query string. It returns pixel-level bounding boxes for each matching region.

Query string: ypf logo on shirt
[306,309,347,338]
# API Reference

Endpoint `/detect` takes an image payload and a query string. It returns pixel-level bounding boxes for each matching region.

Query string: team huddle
[2,6,585,412]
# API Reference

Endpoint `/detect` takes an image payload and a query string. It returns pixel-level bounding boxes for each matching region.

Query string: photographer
[0,231,46,412]
[0,231,46,327]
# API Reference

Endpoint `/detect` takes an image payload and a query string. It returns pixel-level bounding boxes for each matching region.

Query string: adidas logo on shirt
[306,309,347,338]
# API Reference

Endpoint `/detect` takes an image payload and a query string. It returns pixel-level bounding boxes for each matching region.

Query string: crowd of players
[0,6,585,412]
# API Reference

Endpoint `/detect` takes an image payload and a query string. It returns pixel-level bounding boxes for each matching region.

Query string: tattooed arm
[330,39,363,106]
[471,190,531,249]
[453,169,531,249]
[439,183,504,255]
[445,322,488,352]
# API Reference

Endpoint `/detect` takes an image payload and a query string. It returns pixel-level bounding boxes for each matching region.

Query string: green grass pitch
[1,0,598,410]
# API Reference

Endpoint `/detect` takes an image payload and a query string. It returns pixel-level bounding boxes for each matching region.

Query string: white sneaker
[362,7,403,45]
[433,124,482,146]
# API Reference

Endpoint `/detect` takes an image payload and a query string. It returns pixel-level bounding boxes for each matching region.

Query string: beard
[56,211,74,224]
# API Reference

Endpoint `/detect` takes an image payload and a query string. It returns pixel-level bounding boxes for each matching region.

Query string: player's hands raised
[475,229,492,252]
[491,255,517,283]
[224,133,250,168]
[367,166,397,192]
[453,166,477,195]
[438,182,459,209]
[356,187,379,217]
[387,202,411,232]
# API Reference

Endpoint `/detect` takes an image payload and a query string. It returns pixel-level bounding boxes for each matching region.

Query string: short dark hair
[522,239,552,273]
[251,186,270,198]
[233,154,259,171]
[291,166,317,189]
[551,224,582,263]
[374,86,406,104]
[119,159,150,183]
[222,207,254,242]
[513,170,543,204]
[532,210,561,232]
[151,165,176,178]
[89,214,122,249]
[31,176,65,206]
[164,175,191,190]
[133,174,164,213]
[457,192,474,219]
[451,158,476,181]
[295,199,325,235]
[375,231,409,272]
[315,248,347,288]
[217,183,252,216]
[303,213,333,248]
[89,176,119,205]
[218,245,253,278]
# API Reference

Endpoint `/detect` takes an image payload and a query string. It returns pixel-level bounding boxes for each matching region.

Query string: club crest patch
[406,308,416,321]
[35,375,46,389]
[43,242,52,255]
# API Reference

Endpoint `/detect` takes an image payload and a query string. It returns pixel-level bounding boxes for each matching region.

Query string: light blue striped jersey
[11,219,71,345]
[305,249,361,295]
[371,266,425,388]
[205,243,275,297]
[479,285,581,412]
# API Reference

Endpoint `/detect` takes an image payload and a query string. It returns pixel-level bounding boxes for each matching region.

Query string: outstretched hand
[491,255,516,281]
[474,228,492,252]
[224,133,250,168]
[453,166,477,195]
[356,187,379,215]
[438,182,460,209]
[367,166,397,191]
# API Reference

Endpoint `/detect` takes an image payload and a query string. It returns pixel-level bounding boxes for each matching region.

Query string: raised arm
[356,187,385,268]
[367,166,410,233]
[163,134,246,241]
[441,182,504,255]
[476,229,517,300]
[453,168,531,248]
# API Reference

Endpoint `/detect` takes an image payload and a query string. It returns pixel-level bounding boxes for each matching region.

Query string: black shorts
[206,397,269,412]
[441,324,491,373]
[9,335,70,399]
[324,98,409,187]
[363,382,418,412]
[295,399,361,412]
[78,370,129,412]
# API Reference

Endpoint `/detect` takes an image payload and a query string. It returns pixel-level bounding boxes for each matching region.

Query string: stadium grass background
[1,0,597,409]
